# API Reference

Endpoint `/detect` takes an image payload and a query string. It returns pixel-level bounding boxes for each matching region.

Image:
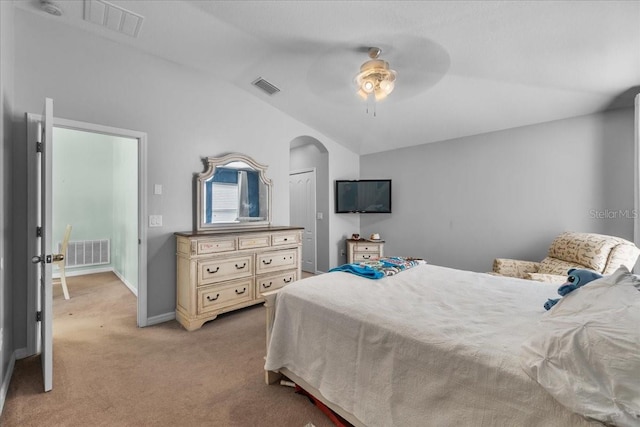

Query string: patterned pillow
[547,232,620,272]
[603,244,640,274]
[537,257,586,276]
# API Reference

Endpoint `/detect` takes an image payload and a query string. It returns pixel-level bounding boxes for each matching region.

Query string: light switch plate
[149,215,163,227]
[154,184,162,195]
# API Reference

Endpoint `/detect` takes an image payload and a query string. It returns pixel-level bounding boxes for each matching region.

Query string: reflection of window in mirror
[237,170,259,219]
[204,167,262,223]
[210,181,238,222]
[195,153,272,231]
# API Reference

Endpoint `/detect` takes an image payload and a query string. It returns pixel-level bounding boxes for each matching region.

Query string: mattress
[265,264,600,426]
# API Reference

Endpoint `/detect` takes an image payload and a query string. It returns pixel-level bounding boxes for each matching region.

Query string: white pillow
[520,267,640,426]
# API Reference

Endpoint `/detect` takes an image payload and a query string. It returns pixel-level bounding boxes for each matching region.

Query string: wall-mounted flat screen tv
[335,180,392,213]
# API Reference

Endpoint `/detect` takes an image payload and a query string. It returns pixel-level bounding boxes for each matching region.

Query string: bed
[264,263,640,427]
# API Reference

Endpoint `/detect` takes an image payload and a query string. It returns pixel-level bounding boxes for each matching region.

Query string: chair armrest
[524,272,566,284]
[492,258,539,279]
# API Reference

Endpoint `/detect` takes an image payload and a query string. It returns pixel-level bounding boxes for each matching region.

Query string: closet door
[289,169,316,273]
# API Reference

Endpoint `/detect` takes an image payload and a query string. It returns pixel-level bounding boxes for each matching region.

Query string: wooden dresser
[175,226,303,331]
[346,239,385,264]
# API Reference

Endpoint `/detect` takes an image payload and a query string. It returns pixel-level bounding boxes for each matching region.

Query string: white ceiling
[16,0,640,155]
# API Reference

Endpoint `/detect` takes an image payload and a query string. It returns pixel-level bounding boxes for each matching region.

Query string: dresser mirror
[195,153,272,231]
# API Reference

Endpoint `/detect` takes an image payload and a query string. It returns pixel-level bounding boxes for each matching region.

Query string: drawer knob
[262,259,273,265]
[207,266,220,274]
[363,255,371,259]
[263,282,272,289]
[235,287,247,295]
[206,293,220,301]
[283,238,288,241]
[284,277,292,283]
[235,262,247,269]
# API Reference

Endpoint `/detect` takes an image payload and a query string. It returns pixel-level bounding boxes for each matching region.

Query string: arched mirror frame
[195,153,272,232]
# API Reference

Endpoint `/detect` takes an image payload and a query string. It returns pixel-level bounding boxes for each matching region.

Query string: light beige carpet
[1,272,334,427]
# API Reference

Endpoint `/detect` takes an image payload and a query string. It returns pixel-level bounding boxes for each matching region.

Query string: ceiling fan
[355,47,397,102]
[305,35,451,106]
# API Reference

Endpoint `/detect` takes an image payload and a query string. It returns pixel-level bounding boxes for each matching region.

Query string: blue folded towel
[329,257,426,280]
[328,263,385,279]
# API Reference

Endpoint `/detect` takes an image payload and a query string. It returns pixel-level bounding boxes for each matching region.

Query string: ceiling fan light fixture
[355,47,397,102]
[362,79,375,92]
[374,88,387,101]
[357,88,369,100]
[379,79,394,93]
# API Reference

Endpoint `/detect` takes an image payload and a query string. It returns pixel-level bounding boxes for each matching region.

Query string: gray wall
[10,6,358,351]
[361,108,635,272]
[0,0,15,408]
[290,139,330,272]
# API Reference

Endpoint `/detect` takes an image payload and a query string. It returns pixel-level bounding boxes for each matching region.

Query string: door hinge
[36,142,42,153]
[36,226,42,237]
[36,311,42,322]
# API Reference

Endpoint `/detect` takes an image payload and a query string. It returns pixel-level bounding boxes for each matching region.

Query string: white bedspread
[521,267,640,426]
[265,264,600,427]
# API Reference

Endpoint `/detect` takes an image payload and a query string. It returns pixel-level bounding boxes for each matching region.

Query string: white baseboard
[53,267,138,298]
[146,312,175,326]
[14,347,31,360]
[112,270,138,297]
[53,266,113,279]
[0,350,17,414]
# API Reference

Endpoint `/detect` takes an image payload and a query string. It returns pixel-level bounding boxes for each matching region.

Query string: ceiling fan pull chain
[364,99,378,117]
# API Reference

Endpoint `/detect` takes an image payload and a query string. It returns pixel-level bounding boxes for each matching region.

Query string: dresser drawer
[198,255,253,285]
[256,249,298,274]
[238,234,270,250]
[353,243,381,253]
[271,232,300,246]
[256,270,297,295]
[198,279,253,313]
[197,238,236,255]
[353,252,380,262]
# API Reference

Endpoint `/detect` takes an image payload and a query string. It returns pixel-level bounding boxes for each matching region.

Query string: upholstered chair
[492,231,640,284]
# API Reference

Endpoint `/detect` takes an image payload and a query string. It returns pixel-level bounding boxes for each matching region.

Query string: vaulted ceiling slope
[16,0,640,155]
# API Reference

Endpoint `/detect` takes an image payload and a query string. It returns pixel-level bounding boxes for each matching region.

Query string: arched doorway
[289,137,329,273]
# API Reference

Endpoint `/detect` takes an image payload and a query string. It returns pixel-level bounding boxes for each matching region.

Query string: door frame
[26,114,148,356]
[289,168,317,274]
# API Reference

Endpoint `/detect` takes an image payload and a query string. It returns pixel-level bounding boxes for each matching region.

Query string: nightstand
[346,239,384,264]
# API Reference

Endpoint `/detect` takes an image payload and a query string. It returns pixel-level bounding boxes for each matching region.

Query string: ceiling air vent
[84,0,144,38]
[252,78,281,96]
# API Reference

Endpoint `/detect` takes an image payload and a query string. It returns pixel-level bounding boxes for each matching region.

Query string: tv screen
[335,180,392,213]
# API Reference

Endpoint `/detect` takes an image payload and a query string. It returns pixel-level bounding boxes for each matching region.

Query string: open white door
[31,98,54,392]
